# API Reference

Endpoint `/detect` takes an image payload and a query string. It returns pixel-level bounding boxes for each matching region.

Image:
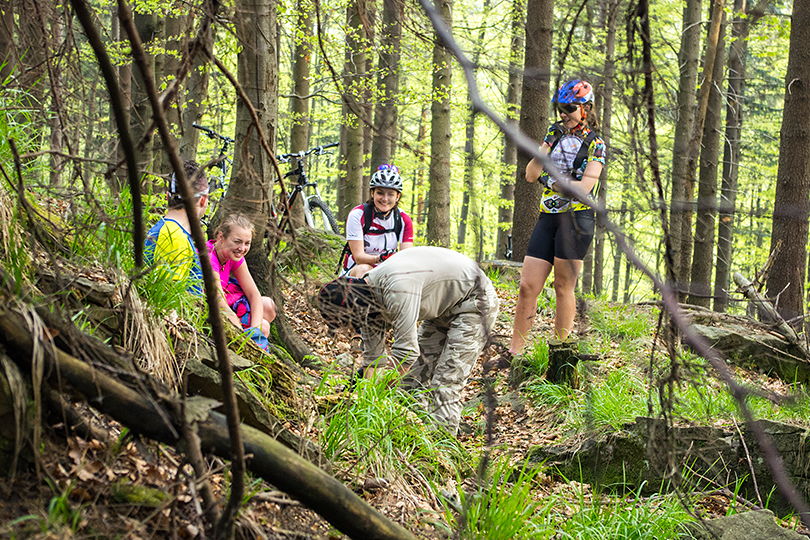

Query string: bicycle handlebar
[276,142,339,163]
[192,123,235,143]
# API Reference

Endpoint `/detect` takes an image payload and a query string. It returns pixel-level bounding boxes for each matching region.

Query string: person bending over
[318,246,499,435]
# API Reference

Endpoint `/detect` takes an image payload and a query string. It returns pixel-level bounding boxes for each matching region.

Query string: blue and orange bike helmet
[553,79,594,120]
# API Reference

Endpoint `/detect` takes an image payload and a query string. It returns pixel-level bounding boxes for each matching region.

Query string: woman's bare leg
[552,257,583,341]
[509,256,553,354]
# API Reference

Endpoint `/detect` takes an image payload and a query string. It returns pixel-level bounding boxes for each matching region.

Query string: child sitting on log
[206,213,277,348]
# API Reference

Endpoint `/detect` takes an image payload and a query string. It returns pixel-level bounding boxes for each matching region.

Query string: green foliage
[447,458,550,539]
[556,489,693,539]
[44,479,83,533]
[589,303,654,340]
[319,369,468,480]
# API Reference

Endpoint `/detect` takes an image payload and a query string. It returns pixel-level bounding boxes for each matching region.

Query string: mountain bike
[276,143,340,235]
[193,123,234,192]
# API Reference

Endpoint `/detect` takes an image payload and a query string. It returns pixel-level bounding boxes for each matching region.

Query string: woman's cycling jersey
[539,123,606,213]
[344,204,414,270]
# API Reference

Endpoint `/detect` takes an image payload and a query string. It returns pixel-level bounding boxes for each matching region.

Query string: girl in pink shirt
[207,214,277,339]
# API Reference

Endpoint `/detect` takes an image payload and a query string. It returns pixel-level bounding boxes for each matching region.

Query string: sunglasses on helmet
[376,164,400,174]
[556,103,579,114]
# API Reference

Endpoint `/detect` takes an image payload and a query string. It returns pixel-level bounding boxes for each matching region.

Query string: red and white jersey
[344,204,414,270]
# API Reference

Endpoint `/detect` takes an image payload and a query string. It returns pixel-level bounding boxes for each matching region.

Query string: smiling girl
[206,214,277,338]
[341,164,414,277]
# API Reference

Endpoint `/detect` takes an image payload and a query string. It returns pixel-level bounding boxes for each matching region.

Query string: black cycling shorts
[526,210,595,263]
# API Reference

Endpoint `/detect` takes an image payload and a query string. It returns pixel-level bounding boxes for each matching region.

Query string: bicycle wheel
[307,197,340,235]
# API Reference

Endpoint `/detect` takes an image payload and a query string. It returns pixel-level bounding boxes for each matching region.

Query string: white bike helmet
[369,164,403,192]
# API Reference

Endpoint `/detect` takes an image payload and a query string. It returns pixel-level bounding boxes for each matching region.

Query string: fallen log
[0,304,416,540]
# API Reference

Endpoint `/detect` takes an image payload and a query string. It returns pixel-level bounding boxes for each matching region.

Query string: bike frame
[277,142,339,232]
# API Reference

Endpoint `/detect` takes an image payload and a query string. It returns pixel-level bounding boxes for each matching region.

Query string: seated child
[206,214,277,340]
[341,164,414,277]
[144,160,210,293]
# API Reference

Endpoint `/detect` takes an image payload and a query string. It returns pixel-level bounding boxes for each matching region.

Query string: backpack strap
[572,129,599,179]
[361,202,375,236]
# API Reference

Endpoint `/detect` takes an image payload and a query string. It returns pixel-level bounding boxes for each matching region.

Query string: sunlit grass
[319,369,469,480]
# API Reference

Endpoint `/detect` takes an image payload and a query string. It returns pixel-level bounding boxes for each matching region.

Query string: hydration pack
[337,202,403,275]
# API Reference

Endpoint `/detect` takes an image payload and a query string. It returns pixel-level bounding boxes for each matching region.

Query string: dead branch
[116,1,245,534]
[67,0,144,267]
[416,0,810,525]
[0,301,416,540]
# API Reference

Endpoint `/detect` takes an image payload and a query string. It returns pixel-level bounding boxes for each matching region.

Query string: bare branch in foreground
[416,0,810,526]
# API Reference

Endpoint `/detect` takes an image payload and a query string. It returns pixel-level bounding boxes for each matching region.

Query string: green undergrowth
[317,368,469,482]
[523,298,810,434]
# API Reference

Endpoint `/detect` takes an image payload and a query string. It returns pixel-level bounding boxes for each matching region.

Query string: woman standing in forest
[508,79,606,355]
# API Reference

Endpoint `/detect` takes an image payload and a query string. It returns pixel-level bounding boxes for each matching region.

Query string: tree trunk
[668,0,703,295]
[47,7,65,187]
[224,0,278,291]
[591,0,619,296]
[766,0,810,324]
[336,0,368,222]
[111,2,132,194]
[370,0,402,168]
[457,0,490,248]
[677,0,725,296]
[425,0,453,247]
[288,0,315,228]
[687,9,726,307]
[496,0,524,259]
[511,0,553,260]
[17,0,48,154]
[713,0,764,312]
[179,12,213,161]
[414,104,429,225]
[131,10,159,174]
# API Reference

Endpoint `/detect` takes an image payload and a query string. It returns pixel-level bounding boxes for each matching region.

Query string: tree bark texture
[370,0,402,168]
[713,0,764,312]
[225,0,278,290]
[426,0,453,247]
[179,12,213,161]
[0,5,15,83]
[511,0,553,260]
[767,0,810,323]
[337,0,368,222]
[688,10,726,307]
[677,0,725,296]
[590,0,619,295]
[496,0,524,259]
[668,0,703,295]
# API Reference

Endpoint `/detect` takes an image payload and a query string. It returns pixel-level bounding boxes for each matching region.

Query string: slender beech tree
[222,0,278,288]
[370,0,402,167]
[687,8,726,307]
[457,0,490,248]
[179,10,213,160]
[425,0,453,247]
[131,10,159,173]
[511,0,553,260]
[336,0,368,222]
[496,0,524,259]
[288,0,315,227]
[767,0,810,323]
[679,0,725,300]
[713,0,767,312]
[589,0,620,295]
[667,0,702,294]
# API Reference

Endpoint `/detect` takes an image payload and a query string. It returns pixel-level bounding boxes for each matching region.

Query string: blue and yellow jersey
[144,218,202,294]
[539,123,606,213]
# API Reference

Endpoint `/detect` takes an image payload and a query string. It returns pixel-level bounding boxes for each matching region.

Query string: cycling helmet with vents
[553,79,594,105]
[369,164,403,192]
